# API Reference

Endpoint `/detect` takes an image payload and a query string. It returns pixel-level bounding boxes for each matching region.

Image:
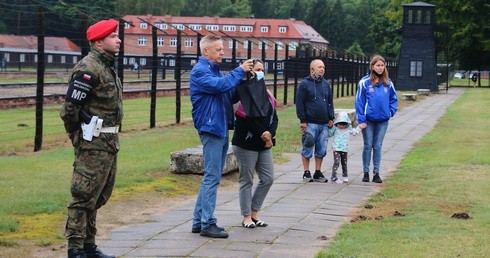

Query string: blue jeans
[192,132,229,230]
[301,123,328,159]
[361,120,389,173]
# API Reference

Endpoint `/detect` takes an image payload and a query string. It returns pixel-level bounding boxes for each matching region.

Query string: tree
[115,0,185,16]
[181,0,231,17]
[218,0,252,17]
[431,0,490,70]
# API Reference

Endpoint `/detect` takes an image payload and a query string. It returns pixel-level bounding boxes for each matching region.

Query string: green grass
[317,89,490,258]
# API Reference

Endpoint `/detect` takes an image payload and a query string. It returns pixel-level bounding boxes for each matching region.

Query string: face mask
[255,71,264,81]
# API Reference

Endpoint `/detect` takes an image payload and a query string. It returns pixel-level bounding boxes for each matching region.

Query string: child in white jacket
[328,112,360,183]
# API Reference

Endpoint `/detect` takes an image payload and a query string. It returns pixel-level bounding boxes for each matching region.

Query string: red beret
[86,19,118,41]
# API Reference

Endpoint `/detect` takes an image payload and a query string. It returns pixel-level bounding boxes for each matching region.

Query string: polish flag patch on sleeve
[83,74,92,80]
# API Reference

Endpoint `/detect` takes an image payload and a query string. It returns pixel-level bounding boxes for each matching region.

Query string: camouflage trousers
[65,149,117,249]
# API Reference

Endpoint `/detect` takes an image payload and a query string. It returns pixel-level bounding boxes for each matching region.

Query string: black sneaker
[303,170,313,182]
[372,173,383,183]
[362,172,370,182]
[84,243,115,258]
[313,170,328,182]
[192,225,224,233]
[200,224,229,238]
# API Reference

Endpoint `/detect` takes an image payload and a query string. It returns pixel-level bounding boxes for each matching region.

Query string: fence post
[34,6,45,152]
[175,30,182,124]
[283,44,289,105]
[150,26,157,128]
[273,43,278,98]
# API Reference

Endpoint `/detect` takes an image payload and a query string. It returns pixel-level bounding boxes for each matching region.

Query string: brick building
[121,15,329,67]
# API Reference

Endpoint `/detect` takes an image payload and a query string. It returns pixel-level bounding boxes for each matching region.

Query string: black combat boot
[68,248,87,258]
[372,173,383,183]
[362,172,370,182]
[84,243,115,258]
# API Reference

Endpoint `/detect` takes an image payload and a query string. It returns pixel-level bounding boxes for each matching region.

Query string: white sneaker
[342,177,349,183]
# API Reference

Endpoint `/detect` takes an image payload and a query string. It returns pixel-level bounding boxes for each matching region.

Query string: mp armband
[65,72,99,106]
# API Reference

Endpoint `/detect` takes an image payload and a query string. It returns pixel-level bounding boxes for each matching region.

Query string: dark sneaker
[303,170,313,182]
[362,172,370,182]
[372,173,383,183]
[68,248,86,258]
[313,170,328,182]
[200,224,229,238]
[84,243,115,258]
[192,225,224,233]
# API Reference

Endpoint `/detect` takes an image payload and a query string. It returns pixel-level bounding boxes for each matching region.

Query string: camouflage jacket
[60,47,123,153]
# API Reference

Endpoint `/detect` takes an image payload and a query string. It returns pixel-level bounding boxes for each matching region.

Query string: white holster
[81,116,103,141]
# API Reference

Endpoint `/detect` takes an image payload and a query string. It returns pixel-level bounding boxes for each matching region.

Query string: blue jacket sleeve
[191,66,244,94]
[389,81,398,117]
[295,82,306,122]
[355,80,367,124]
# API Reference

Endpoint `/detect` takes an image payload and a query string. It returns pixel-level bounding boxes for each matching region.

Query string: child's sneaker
[303,170,313,182]
[313,170,328,182]
[342,176,349,183]
[331,176,341,184]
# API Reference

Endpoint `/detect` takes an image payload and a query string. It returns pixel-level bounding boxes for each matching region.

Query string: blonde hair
[370,55,389,85]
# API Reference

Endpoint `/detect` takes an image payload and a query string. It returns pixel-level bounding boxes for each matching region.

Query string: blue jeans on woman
[361,120,389,174]
[192,132,229,230]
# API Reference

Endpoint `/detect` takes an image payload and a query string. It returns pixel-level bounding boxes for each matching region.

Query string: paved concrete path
[98,88,465,257]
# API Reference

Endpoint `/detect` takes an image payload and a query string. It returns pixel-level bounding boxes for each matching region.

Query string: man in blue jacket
[296,59,335,183]
[190,34,254,238]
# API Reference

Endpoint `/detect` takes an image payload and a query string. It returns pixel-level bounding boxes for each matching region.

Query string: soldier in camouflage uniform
[60,19,123,258]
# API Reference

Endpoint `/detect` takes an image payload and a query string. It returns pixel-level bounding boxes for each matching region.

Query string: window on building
[189,24,202,30]
[275,41,284,50]
[407,10,413,24]
[60,55,65,64]
[279,26,287,33]
[240,26,253,32]
[173,24,185,30]
[34,54,37,63]
[260,26,269,33]
[124,23,130,29]
[410,61,423,77]
[138,37,147,46]
[425,10,431,24]
[47,55,53,63]
[223,25,236,31]
[228,40,234,49]
[416,10,422,24]
[72,56,77,64]
[20,54,25,62]
[258,41,268,50]
[185,38,193,47]
[243,40,253,49]
[155,23,167,30]
[288,41,298,50]
[206,25,219,31]
[4,53,9,62]
[140,22,147,29]
[170,38,177,47]
[139,58,146,66]
[157,37,164,47]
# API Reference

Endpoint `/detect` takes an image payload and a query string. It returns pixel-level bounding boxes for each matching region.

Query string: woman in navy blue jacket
[355,55,398,183]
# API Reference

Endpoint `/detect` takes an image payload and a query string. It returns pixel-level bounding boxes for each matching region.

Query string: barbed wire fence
[0,1,397,153]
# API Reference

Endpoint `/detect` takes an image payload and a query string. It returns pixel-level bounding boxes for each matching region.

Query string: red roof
[0,34,80,53]
[122,15,328,44]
